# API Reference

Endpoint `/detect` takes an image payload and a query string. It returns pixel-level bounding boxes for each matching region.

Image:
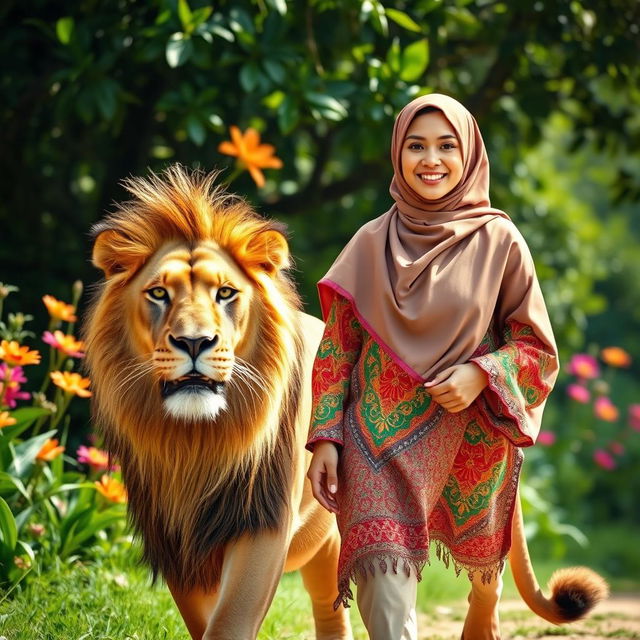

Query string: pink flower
[0,363,30,408]
[537,430,556,446]
[609,441,625,456]
[567,383,590,404]
[593,449,616,470]
[629,405,640,432]
[77,445,115,471]
[42,330,85,358]
[594,396,619,422]
[567,354,600,380]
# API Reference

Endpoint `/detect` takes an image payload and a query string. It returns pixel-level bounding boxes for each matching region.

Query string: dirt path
[418,594,640,639]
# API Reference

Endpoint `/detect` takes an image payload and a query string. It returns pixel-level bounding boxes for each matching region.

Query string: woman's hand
[423,362,488,413]
[307,441,340,514]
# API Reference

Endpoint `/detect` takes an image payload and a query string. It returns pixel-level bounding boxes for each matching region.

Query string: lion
[83,165,352,640]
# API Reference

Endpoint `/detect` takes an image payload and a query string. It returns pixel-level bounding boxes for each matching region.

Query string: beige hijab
[319,94,557,386]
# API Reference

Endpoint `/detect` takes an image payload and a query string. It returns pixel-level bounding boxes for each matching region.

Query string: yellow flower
[0,411,16,428]
[600,346,631,368]
[218,126,283,188]
[0,340,41,366]
[36,438,65,461]
[42,295,77,322]
[50,371,92,397]
[95,474,127,503]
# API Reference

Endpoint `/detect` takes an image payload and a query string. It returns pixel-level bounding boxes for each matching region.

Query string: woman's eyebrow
[405,133,457,140]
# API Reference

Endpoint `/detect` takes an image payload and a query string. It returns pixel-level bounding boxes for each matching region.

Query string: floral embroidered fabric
[307,293,553,608]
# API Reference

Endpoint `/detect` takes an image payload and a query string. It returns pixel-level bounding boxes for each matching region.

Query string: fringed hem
[333,553,427,610]
[431,538,505,585]
[333,541,506,609]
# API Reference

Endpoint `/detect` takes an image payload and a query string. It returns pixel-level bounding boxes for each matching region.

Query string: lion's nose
[169,335,218,360]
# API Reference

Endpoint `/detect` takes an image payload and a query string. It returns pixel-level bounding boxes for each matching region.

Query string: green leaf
[7,430,56,481]
[400,38,430,82]
[263,59,285,84]
[0,496,17,552]
[56,17,74,45]
[0,407,49,442]
[239,63,261,92]
[305,92,348,121]
[278,95,299,134]
[166,33,194,68]
[191,6,213,29]
[61,509,124,558]
[177,0,193,31]
[266,0,287,15]
[0,472,29,501]
[386,8,422,32]
[186,115,206,146]
[210,24,234,42]
[93,78,118,120]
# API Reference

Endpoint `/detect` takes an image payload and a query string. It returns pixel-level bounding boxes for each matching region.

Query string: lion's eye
[147,287,169,302]
[216,286,238,303]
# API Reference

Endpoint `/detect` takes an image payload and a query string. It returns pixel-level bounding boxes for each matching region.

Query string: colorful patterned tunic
[307,291,555,608]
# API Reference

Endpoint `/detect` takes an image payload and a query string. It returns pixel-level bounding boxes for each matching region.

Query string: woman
[306,93,559,639]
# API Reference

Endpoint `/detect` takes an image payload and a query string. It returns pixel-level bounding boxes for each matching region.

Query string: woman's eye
[408,143,423,151]
[147,287,169,301]
[441,143,456,150]
[216,286,238,302]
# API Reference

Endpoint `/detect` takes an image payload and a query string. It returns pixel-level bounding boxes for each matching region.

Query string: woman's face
[400,111,463,201]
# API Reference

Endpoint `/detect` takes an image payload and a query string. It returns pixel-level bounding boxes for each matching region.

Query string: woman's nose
[421,149,441,167]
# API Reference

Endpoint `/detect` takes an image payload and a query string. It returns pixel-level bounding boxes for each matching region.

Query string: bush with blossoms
[0,282,128,592]
[526,343,640,533]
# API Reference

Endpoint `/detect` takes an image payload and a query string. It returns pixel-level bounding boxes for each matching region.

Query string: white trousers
[355,567,504,640]
[356,569,418,640]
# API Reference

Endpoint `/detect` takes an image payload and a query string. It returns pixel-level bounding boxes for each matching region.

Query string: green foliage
[0,0,638,353]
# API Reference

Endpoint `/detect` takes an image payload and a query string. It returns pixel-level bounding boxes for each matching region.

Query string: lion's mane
[83,166,304,590]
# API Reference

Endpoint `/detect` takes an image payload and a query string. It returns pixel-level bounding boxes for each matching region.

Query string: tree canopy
[1,0,639,353]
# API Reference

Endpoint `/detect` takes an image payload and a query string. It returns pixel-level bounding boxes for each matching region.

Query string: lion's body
[84,167,351,639]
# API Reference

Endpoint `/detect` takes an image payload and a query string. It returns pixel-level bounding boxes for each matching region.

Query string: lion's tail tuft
[510,495,609,624]
[547,566,609,622]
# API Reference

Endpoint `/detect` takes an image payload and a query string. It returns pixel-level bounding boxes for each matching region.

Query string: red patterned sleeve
[471,320,557,447]
[470,231,559,447]
[306,292,363,451]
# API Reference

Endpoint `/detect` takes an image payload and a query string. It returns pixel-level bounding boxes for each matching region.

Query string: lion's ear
[92,229,145,279]
[241,229,290,276]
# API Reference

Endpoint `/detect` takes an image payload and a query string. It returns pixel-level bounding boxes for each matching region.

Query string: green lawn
[1,536,637,639]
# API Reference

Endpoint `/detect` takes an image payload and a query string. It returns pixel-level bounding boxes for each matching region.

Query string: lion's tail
[509,495,609,624]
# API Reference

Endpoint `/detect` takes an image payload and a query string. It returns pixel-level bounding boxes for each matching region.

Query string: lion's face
[127,240,256,421]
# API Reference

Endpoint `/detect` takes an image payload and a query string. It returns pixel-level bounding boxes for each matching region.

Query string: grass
[1,542,638,639]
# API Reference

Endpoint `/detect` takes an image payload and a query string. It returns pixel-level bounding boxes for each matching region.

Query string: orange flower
[0,340,41,366]
[42,295,77,322]
[0,411,16,428]
[50,371,92,397]
[37,438,65,461]
[594,396,619,422]
[218,126,283,188]
[95,474,127,503]
[600,347,631,368]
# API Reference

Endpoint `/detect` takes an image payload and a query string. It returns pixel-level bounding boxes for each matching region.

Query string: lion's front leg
[167,582,219,640]
[202,526,290,640]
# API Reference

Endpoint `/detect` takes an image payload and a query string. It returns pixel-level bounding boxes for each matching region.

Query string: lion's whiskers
[113,361,156,395]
